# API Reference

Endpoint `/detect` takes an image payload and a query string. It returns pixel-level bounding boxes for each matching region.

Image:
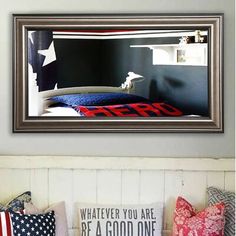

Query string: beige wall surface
[0,0,234,157]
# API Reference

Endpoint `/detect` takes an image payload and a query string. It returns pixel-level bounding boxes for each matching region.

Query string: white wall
[0,0,234,157]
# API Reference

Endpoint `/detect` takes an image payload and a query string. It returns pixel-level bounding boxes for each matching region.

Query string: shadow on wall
[149,76,184,100]
[148,66,209,116]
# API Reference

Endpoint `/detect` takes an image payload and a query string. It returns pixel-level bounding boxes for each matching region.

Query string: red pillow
[172,196,225,236]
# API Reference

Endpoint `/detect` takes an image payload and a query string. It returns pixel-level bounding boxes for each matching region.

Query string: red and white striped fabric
[0,211,13,236]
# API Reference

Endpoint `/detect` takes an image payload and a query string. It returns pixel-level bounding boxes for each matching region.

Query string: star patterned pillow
[10,211,55,236]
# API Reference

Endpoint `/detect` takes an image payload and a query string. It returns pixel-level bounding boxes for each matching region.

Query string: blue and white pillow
[10,211,55,236]
[0,191,31,212]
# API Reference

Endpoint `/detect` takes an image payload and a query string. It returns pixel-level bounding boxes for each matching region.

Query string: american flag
[28,30,58,92]
[0,212,14,236]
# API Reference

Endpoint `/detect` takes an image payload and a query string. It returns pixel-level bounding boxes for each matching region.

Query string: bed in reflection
[36,72,183,118]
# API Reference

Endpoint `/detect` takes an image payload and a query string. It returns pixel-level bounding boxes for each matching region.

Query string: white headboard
[28,70,145,116]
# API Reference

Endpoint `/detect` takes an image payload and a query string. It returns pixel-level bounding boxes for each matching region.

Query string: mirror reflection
[28,29,208,118]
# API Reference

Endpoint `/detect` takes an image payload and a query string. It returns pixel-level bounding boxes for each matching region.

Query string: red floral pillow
[172,196,225,236]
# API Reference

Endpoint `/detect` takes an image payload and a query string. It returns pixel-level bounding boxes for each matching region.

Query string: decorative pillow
[0,191,31,212]
[207,187,235,236]
[49,92,150,106]
[172,196,225,236]
[77,203,163,236]
[10,211,55,236]
[0,211,14,236]
[24,201,69,236]
[75,102,183,117]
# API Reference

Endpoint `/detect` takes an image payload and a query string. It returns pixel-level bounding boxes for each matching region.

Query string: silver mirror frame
[13,13,223,133]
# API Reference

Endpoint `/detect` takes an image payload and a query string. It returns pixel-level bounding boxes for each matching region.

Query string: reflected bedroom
[27,29,208,118]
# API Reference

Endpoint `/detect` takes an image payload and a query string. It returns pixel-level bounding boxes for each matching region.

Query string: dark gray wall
[55,39,103,87]
[54,36,180,87]
[54,37,208,115]
[144,65,208,116]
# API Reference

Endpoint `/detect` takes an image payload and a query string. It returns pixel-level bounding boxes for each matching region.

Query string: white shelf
[130,43,208,66]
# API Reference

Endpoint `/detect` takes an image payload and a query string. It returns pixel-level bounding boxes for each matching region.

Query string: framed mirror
[13,14,223,132]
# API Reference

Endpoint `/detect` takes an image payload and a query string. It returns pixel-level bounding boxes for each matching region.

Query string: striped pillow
[0,211,13,236]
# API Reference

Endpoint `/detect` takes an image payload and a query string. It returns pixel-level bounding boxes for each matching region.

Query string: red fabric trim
[0,213,3,236]
[5,212,12,236]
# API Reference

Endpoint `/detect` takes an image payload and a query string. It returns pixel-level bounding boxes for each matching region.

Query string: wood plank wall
[0,156,234,236]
